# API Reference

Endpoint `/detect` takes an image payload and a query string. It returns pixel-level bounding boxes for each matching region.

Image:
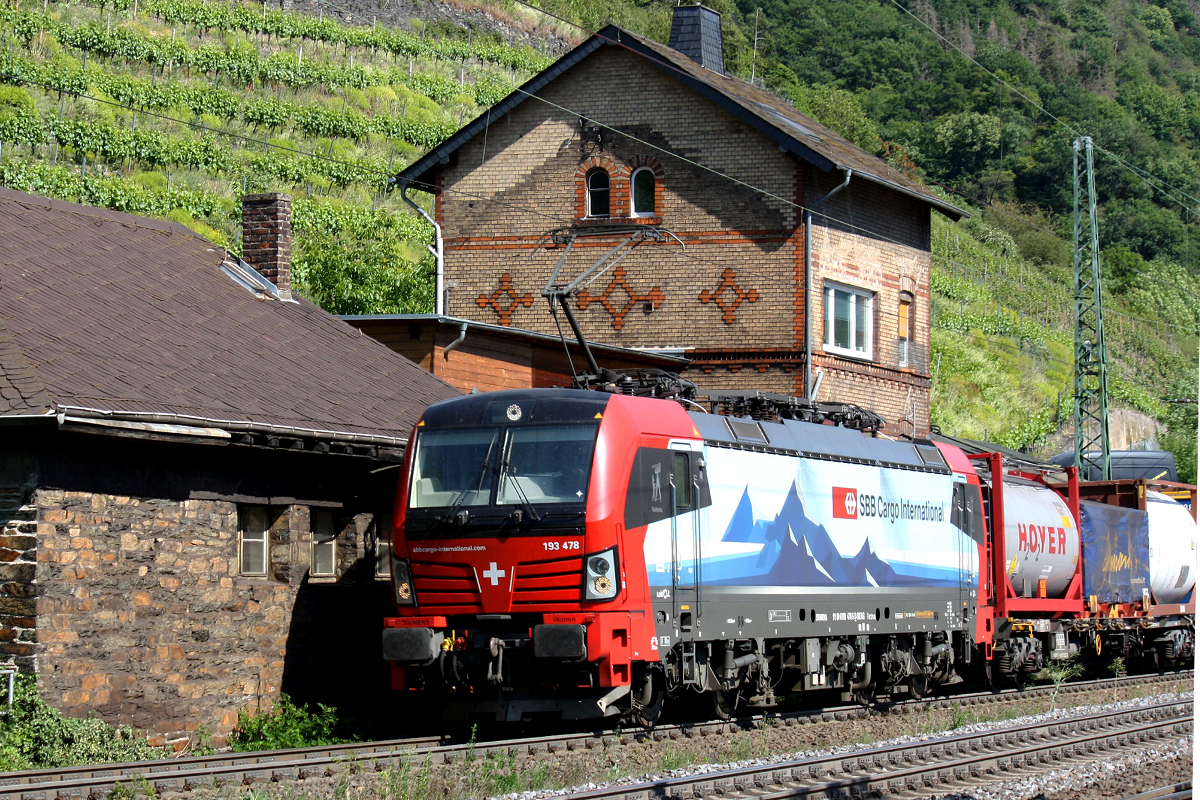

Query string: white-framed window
[239,505,269,577]
[311,510,337,577]
[824,283,874,359]
[631,167,656,217]
[585,168,610,217]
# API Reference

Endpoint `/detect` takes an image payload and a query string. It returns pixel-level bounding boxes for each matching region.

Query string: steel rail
[1118,783,1193,800]
[561,700,1193,800]
[0,671,1189,800]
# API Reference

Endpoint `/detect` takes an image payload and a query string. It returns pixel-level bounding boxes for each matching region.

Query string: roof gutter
[400,179,446,315]
[804,167,852,399]
[0,411,56,424]
[53,405,409,449]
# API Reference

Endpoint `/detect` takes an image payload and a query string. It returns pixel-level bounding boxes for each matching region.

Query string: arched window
[897,291,914,367]
[631,167,656,217]
[586,169,610,218]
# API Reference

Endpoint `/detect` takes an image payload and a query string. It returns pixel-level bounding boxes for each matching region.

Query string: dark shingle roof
[0,188,458,444]
[396,25,966,220]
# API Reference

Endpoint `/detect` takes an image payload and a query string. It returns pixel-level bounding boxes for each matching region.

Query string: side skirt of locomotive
[647,585,976,715]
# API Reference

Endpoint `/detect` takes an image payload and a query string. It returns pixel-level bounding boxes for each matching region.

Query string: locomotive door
[953,480,971,626]
[669,442,704,629]
[950,477,983,648]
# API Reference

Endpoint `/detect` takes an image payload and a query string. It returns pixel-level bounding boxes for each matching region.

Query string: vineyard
[0,0,554,312]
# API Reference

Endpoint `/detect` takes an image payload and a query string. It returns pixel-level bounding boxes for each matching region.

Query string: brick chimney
[241,193,292,300]
[669,4,725,74]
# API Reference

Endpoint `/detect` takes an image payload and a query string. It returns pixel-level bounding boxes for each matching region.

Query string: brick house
[0,189,459,745]
[395,6,965,434]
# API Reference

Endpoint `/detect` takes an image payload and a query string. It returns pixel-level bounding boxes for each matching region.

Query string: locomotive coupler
[487,637,506,685]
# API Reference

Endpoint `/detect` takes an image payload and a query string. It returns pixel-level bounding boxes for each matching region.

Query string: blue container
[1080,500,1150,604]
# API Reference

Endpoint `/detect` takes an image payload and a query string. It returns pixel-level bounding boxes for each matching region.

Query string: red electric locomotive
[381,384,1195,725]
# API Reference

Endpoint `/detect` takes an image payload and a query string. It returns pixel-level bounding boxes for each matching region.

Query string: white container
[1001,480,1081,599]
[1146,490,1196,605]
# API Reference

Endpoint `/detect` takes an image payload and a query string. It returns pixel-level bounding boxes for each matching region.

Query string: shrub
[228,694,353,752]
[0,675,164,771]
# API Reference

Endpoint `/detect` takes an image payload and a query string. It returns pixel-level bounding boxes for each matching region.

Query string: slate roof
[0,187,459,445]
[395,24,966,220]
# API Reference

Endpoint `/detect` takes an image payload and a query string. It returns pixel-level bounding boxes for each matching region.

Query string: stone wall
[0,487,37,673]
[0,430,401,748]
[31,489,377,746]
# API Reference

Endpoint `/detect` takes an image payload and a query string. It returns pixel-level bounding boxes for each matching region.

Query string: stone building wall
[31,489,375,746]
[0,487,37,674]
[0,430,399,748]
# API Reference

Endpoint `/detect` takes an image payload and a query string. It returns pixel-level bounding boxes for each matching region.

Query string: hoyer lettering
[1017,523,1066,555]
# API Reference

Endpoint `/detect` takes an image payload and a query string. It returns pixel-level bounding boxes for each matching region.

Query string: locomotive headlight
[584,547,619,601]
[393,559,416,606]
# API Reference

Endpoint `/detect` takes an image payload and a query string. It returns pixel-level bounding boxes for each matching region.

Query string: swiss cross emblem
[482,562,507,586]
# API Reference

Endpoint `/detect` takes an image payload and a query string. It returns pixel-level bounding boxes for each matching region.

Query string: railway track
[0,672,1189,800]
[566,700,1192,800]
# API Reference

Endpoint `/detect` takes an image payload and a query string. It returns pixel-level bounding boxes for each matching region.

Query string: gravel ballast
[167,681,1193,800]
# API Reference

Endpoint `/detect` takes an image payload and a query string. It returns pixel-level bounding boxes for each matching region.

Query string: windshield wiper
[499,457,541,524]
[442,436,497,526]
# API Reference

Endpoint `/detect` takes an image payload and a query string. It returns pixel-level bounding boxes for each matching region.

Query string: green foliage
[728,0,1198,270]
[229,693,353,751]
[0,675,165,770]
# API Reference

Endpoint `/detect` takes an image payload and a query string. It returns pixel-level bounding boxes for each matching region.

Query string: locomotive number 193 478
[543,540,582,551]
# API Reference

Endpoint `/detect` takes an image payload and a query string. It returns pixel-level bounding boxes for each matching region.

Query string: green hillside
[0,0,553,311]
[0,0,1193,479]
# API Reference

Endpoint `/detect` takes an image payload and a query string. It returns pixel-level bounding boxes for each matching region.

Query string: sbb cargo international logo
[832,487,948,524]
[833,487,858,519]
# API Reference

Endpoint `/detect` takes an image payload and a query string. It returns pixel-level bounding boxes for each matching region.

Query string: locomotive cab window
[497,425,595,505]
[408,422,598,513]
[409,428,499,509]
[672,452,693,511]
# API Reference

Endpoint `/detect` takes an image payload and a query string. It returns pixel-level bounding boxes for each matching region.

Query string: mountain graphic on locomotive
[380,384,1196,725]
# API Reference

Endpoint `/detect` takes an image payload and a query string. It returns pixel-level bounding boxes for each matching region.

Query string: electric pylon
[1072,136,1111,480]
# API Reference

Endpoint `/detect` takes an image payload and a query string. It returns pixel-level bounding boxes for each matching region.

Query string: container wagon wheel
[908,672,931,700]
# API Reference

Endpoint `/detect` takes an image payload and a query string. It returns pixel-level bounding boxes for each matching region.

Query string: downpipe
[399,178,446,314]
[803,167,852,398]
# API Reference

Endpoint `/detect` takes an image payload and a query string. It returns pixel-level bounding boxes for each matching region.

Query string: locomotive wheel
[907,672,931,700]
[711,687,739,720]
[632,668,665,728]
